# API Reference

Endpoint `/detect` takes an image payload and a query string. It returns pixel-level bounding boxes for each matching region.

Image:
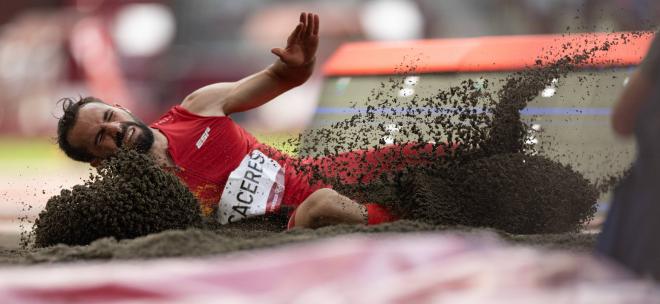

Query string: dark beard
[115,121,154,153]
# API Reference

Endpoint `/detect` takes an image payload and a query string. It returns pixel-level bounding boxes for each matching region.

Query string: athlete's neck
[148,128,174,168]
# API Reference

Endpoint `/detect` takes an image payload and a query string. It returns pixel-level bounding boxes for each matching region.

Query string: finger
[300,12,308,37]
[313,14,319,36]
[289,22,303,43]
[271,48,285,58]
[306,13,314,36]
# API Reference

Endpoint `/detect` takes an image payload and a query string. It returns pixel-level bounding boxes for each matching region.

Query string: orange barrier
[323,32,654,76]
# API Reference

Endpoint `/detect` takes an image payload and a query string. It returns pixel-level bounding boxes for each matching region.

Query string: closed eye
[95,110,112,146]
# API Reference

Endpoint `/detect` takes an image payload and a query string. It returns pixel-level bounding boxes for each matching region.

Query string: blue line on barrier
[315,106,612,116]
[310,118,609,128]
[312,119,608,127]
[521,107,611,116]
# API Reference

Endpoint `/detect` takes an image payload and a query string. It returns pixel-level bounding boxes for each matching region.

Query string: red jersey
[151,106,445,225]
[151,106,324,224]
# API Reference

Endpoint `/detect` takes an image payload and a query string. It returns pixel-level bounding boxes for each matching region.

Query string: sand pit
[4,33,641,265]
[0,221,598,264]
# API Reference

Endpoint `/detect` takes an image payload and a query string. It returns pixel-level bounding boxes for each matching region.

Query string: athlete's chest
[170,119,253,182]
[163,119,287,222]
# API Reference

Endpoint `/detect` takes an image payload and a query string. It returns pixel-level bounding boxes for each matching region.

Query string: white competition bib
[217,150,285,224]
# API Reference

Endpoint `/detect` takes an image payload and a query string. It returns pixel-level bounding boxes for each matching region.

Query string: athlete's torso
[150,106,322,224]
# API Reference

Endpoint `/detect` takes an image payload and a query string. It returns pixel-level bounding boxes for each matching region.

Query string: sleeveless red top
[150,106,325,224]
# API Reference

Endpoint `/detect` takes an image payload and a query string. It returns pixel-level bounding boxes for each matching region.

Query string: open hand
[271,12,319,67]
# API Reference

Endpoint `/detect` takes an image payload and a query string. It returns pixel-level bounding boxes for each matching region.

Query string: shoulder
[180,95,226,117]
[181,82,237,117]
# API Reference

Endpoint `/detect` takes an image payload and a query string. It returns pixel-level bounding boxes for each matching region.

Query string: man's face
[67,102,154,162]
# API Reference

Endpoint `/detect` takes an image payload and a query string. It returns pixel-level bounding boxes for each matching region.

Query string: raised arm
[181,12,320,117]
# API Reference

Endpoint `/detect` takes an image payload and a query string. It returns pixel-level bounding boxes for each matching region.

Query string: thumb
[271,48,285,58]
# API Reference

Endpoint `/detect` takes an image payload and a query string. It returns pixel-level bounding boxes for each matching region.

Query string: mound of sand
[33,150,202,247]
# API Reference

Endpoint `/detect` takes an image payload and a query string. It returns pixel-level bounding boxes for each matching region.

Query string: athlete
[56,13,426,230]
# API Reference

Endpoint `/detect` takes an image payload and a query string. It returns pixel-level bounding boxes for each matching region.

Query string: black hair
[56,96,104,162]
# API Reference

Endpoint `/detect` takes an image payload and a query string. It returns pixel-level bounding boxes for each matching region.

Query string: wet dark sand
[0,220,598,265]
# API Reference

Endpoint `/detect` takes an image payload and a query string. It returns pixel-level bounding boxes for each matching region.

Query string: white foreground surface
[0,233,658,303]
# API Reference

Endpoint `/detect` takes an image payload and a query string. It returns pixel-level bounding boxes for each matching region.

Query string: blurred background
[0,0,658,247]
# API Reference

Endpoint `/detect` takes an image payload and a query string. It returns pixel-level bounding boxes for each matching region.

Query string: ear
[90,158,102,168]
